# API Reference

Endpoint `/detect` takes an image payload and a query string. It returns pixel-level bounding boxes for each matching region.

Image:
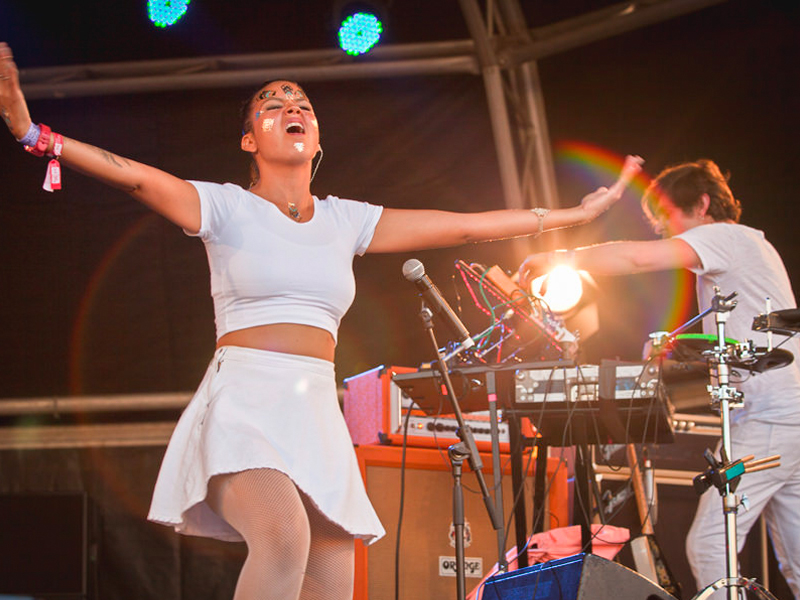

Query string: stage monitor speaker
[483,552,677,600]
[0,492,88,597]
[352,444,569,600]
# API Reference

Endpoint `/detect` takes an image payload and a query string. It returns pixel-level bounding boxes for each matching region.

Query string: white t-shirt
[676,222,800,424]
[187,181,383,342]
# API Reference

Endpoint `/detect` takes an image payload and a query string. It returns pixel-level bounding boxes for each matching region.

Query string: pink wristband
[43,133,63,192]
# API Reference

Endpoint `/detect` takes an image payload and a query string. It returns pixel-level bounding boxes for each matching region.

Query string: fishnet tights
[207,468,355,600]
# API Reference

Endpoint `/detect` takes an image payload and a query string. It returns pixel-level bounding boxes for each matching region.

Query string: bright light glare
[531,265,584,314]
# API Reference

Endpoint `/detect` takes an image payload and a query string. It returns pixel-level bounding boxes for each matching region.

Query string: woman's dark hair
[642,159,742,225]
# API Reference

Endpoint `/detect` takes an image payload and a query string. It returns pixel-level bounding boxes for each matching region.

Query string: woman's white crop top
[186,181,384,342]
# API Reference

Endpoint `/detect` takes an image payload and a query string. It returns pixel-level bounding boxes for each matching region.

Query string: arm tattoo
[83,141,131,169]
[97,147,131,169]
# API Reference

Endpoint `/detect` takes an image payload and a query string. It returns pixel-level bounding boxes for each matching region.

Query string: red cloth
[467,524,630,600]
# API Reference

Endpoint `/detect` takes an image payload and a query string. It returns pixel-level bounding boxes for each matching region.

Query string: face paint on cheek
[310,117,318,129]
[294,142,305,153]
[261,118,274,132]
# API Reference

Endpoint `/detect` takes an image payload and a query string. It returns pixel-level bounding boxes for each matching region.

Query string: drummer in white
[519,159,800,599]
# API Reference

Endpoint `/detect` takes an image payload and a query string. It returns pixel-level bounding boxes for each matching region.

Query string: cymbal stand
[690,288,780,600]
[417,304,505,600]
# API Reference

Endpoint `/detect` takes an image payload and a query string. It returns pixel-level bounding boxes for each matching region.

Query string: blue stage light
[337,9,384,56]
[147,0,191,28]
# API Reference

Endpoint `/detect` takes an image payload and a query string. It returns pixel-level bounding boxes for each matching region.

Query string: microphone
[403,259,474,350]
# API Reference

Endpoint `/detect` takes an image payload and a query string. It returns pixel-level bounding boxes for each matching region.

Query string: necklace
[287,202,301,221]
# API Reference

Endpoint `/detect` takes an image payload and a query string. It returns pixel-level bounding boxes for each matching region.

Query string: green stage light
[336,3,384,56]
[148,0,191,28]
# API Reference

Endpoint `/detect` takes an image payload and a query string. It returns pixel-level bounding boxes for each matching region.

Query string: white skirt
[148,346,385,544]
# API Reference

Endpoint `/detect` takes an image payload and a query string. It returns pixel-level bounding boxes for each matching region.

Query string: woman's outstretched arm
[367,155,643,253]
[0,42,201,233]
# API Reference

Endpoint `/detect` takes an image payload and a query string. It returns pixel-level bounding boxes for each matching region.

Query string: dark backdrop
[1,1,797,395]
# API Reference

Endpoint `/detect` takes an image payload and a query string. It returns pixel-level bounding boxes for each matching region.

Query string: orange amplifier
[343,365,511,453]
[352,444,569,600]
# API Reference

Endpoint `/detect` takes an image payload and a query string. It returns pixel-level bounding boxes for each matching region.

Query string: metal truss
[19,0,727,214]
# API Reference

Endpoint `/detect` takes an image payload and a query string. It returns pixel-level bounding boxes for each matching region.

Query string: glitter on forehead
[280,84,307,101]
[262,118,274,132]
[257,90,275,101]
[294,142,305,153]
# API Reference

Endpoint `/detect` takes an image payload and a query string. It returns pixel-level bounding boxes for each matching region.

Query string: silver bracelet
[530,207,550,238]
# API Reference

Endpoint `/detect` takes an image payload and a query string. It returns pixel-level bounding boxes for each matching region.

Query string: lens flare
[554,140,694,331]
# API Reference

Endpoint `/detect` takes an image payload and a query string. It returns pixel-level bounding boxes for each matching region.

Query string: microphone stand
[417,303,505,600]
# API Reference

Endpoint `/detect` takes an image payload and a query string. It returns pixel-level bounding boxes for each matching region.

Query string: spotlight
[335,2,386,56]
[531,265,584,314]
[147,0,191,28]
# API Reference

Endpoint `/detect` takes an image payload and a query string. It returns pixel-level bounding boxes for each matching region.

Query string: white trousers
[686,420,800,599]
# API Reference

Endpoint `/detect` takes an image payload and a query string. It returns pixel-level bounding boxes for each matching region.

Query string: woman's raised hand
[0,42,33,141]
[579,154,644,220]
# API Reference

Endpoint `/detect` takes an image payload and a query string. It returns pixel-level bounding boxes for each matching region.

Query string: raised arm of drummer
[0,42,201,234]
[518,238,701,289]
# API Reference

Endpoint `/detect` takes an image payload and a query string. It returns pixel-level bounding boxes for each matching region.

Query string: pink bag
[467,524,629,600]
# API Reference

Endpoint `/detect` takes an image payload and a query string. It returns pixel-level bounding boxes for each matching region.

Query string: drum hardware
[693,577,779,600]
[752,307,800,337]
[658,288,783,600]
[655,333,793,379]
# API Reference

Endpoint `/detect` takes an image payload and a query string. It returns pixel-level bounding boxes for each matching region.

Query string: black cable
[394,400,415,600]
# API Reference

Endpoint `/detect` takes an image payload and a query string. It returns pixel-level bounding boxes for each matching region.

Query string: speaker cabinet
[353,444,568,600]
[483,552,676,599]
[0,492,88,597]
